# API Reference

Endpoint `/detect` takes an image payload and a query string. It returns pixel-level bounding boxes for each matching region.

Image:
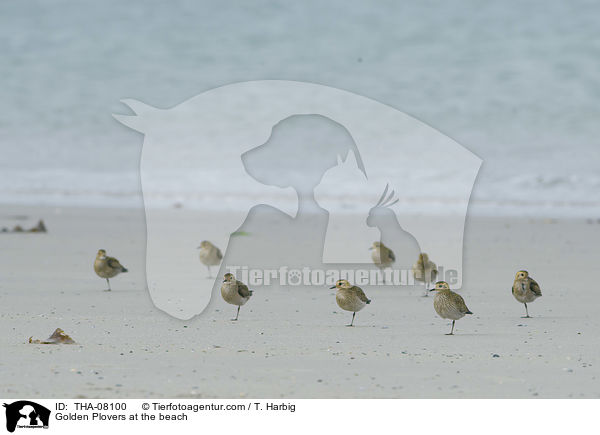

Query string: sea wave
[1,169,599,217]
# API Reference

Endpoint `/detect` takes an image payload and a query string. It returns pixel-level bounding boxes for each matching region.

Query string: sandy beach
[1,204,599,398]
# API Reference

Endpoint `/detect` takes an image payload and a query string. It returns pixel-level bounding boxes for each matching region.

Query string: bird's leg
[206,266,213,279]
[104,278,111,292]
[232,306,240,321]
[446,320,455,335]
[423,280,429,297]
[347,312,356,327]
[522,303,530,318]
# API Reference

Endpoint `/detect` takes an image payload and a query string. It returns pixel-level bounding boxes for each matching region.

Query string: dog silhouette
[3,401,50,433]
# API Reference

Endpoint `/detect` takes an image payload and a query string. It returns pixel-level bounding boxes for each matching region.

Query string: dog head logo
[3,401,50,432]
[114,80,481,319]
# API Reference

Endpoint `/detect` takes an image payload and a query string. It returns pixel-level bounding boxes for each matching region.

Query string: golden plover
[370,241,395,283]
[330,279,371,326]
[197,240,223,278]
[512,270,542,318]
[94,249,128,291]
[221,273,253,321]
[412,252,438,296]
[430,281,472,335]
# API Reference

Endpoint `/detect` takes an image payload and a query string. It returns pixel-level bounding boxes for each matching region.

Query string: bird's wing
[216,248,223,261]
[456,293,471,314]
[352,286,371,303]
[107,257,123,270]
[388,249,396,262]
[529,278,542,296]
[237,281,252,298]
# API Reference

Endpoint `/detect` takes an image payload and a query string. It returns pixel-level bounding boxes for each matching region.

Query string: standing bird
[430,281,472,335]
[94,249,128,291]
[221,273,253,321]
[412,253,438,297]
[367,185,420,283]
[512,270,542,318]
[370,241,395,283]
[330,279,371,326]
[197,240,223,278]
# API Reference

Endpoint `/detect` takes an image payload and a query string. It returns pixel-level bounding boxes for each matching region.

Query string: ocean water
[1,0,599,217]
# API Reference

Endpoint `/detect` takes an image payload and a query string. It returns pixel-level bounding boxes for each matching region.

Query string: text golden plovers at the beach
[197,240,223,278]
[412,252,438,296]
[370,241,395,283]
[512,270,542,318]
[94,249,128,291]
[430,281,472,335]
[330,279,371,326]
[221,273,253,321]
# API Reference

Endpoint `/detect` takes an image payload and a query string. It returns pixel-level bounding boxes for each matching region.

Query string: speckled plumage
[221,273,253,320]
[431,281,472,335]
[370,241,395,283]
[412,253,438,296]
[198,240,223,278]
[94,249,127,291]
[371,241,395,269]
[331,279,371,326]
[512,270,542,317]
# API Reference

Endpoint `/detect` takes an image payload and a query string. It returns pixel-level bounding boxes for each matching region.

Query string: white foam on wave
[2,168,600,218]
[2,1,600,220]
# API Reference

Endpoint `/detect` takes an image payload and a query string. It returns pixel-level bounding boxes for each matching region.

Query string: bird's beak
[223,279,227,283]
[368,247,373,250]
[429,288,435,292]
[329,286,336,289]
